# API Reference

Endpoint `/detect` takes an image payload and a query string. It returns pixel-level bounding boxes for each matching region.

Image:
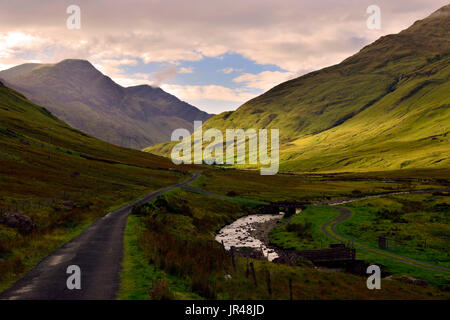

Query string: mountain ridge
[145,4,450,172]
[0,59,213,149]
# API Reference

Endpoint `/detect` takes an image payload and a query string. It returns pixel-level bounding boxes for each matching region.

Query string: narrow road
[0,171,201,300]
[321,206,450,274]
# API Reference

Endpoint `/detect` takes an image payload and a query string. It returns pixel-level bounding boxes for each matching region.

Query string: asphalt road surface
[0,171,201,300]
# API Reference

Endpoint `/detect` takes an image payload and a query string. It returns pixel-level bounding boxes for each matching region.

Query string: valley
[0,80,196,293]
[1,78,449,298]
[146,5,450,173]
[0,3,449,302]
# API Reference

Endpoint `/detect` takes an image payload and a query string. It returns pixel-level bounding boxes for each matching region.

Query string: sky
[0,0,447,114]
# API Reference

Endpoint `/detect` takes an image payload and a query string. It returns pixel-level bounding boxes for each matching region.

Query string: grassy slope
[269,195,450,287]
[0,81,195,291]
[270,206,339,250]
[189,169,450,289]
[119,213,200,300]
[280,56,450,172]
[146,5,450,172]
[119,189,449,299]
[188,168,449,203]
[339,193,450,267]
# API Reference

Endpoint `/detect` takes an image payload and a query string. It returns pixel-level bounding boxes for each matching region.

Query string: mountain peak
[428,4,450,19]
[57,59,94,67]
[0,60,213,149]
[127,84,160,91]
[53,59,99,75]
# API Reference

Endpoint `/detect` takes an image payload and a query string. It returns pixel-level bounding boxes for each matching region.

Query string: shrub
[0,256,24,281]
[286,220,312,238]
[131,202,154,216]
[226,191,239,197]
[135,196,234,299]
[153,196,193,216]
[376,209,403,220]
[433,203,450,213]
[148,278,174,300]
[191,273,217,299]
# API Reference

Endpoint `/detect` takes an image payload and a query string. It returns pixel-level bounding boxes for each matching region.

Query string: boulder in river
[0,212,36,234]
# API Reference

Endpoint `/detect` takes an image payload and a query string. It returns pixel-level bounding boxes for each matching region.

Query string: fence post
[378,235,387,249]
[230,246,236,271]
[289,278,293,300]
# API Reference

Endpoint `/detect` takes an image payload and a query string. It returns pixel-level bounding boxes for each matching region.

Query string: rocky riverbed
[215,213,285,261]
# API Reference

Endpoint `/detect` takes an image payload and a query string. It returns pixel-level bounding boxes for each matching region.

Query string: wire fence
[378,235,449,251]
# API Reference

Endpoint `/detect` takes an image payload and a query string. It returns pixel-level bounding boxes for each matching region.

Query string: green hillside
[146,5,450,172]
[0,80,194,290]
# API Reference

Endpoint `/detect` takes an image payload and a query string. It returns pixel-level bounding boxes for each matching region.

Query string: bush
[154,196,193,216]
[226,191,239,197]
[0,256,24,281]
[131,202,154,216]
[286,220,312,238]
[148,278,174,300]
[191,273,217,299]
[376,209,403,220]
[433,203,450,213]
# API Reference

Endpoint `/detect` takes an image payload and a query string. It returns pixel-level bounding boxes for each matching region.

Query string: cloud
[233,71,296,91]
[0,31,48,59]
[0,63,16,71]
[179,67,194,74]
[162,84,255,102]
[151,66,178,87]
[1,1,445,71]
[92,57,139,78]
[150,65,193,86]
[0,0,447,112]
[219,67,241,74]
[101,58,139,67]
[112,73,152,87]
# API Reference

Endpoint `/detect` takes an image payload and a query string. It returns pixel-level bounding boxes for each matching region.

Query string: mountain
[146,5,450,172]
[0,78,191,202]
[0,79,198,291]
[0,59,212,149]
